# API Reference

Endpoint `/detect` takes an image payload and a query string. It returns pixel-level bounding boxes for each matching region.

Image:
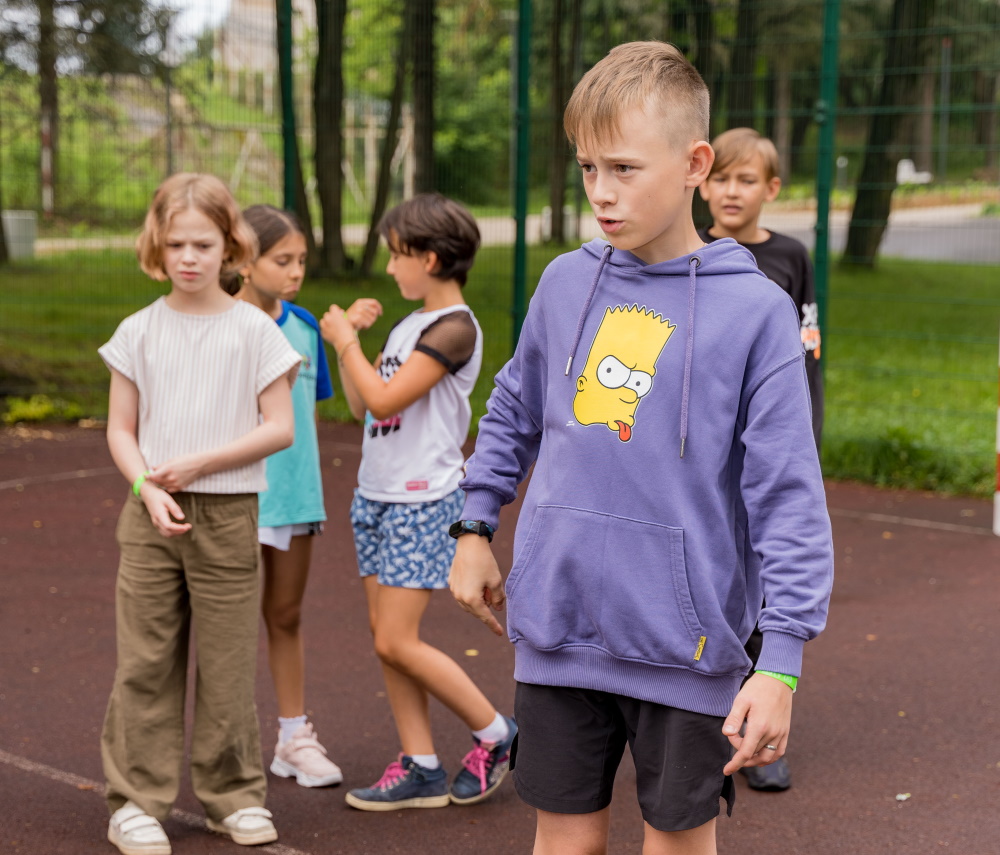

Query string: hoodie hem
[513,644,744,718]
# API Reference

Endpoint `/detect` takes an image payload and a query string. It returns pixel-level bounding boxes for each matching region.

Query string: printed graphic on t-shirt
[366,353,404,438]
[800,302,821,360]
[366,413,401,438]
[573,305,676,442]
[294,350,317,387]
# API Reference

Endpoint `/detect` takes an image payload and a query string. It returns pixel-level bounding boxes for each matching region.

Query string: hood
[569,237,766,457]
[579,235,765,278]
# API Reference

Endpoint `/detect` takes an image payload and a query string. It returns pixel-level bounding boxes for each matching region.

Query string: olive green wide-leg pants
[101,492,266,823]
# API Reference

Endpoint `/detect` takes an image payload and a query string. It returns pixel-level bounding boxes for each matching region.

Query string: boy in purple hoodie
[449,41,833,855]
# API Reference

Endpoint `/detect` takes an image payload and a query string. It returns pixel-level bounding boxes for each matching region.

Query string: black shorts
[511,682,735,832]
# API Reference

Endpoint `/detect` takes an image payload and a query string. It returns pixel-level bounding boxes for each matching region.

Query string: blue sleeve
[287,303,335,402]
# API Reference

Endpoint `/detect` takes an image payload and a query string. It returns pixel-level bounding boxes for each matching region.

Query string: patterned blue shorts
[350,489,465,589]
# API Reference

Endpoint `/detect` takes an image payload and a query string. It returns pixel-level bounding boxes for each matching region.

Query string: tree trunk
[313,0,348,274]
[773,62,791,183]
[360,6,412,277]
[0,107,7,264]
[726,0,757,130]
[973,71,998,176]
[689,0,715,231]
[412,0,435,193]
[843,0,937,267]
[38,0,58,217]
[916,70,934,173]
[277,0,319,269]
[547,0,566,243]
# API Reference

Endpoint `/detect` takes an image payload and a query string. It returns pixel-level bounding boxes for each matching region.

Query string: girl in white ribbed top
[98,173,301,855]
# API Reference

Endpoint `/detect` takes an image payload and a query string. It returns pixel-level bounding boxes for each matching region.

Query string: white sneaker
[206,806,277,846]
[270,722,344,787]
[107,801,170,855]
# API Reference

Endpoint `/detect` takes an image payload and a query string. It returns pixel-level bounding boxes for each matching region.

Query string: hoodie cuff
[755,631,805,678]
[459,488,504,531]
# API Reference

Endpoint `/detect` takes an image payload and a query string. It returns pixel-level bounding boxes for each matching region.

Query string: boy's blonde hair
[564,41,709,150]
[136,173,258,281]
[710,128,781,182]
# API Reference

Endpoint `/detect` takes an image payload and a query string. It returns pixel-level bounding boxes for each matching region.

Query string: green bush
[3,394,84,425]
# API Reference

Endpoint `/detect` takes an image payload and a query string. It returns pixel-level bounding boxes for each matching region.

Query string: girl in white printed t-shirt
[99,174,300,854]
[319,194,516,812]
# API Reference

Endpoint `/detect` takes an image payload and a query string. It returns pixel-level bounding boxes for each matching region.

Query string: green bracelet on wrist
[132,470,152,496]
[756,670,798,692]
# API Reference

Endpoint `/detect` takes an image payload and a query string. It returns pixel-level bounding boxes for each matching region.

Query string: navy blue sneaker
[741,757,792,791]
[449,715,517,805]
[345,755,450,811]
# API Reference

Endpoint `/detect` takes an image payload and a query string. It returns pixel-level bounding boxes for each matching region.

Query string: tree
[1,0,169,216]
[726,0,757,129]
[313,0,349,274]
[411,0,435,192]
[844,0,937,266]
[545,0,583,244]
[360,4,412,276]
[276,0,319,269]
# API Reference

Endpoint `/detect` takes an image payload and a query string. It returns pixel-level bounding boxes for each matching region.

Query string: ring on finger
[765,744,778,751]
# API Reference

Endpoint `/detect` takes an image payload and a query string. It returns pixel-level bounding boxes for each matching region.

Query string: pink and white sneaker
[270,723,343,788]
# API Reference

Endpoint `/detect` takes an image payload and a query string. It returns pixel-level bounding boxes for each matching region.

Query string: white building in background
[216,0,315,72]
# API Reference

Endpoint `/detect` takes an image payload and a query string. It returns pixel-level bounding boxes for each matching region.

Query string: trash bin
[1,210,38,260]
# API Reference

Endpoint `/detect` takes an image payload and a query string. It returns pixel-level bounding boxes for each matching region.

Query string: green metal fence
[1,0,998,494]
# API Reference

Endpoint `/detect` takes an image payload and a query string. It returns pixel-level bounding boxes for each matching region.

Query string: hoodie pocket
[505,505,713,667]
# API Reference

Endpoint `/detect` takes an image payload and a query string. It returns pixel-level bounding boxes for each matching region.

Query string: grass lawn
[2,249,997,495]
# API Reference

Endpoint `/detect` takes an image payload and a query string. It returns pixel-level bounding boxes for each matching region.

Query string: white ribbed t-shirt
[99,297,301,494]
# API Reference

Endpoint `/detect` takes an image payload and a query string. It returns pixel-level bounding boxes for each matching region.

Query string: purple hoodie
[461,238,833,718]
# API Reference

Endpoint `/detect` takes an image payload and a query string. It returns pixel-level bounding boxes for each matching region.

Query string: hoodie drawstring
[565,244,614,376]
[679,255,700,458]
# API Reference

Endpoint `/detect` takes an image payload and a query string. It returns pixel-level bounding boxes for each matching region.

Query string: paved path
[34,204,1000,264]
[2,422,1000,854]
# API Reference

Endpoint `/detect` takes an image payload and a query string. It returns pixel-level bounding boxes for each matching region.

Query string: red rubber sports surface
[2,422,998,855]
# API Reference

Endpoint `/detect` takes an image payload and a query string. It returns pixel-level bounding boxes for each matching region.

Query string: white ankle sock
[278,715,307,744]
[410,753,440,770]
[472,712,509,746]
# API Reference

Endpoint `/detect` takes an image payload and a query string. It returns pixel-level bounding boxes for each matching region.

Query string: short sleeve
[286,303,334,402]
[98,318,137,382]
[414,311,478,374]
[256,316,302,394]
[314,329,333,401]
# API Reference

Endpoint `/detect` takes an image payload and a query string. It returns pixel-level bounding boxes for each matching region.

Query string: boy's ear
[686,141,715,189]
[765,175,782,203]
[697,181,711,202]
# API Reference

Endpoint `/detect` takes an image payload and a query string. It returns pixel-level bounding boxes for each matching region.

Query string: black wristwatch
[448,519,496,543]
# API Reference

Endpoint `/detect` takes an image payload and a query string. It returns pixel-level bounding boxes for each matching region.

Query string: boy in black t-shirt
[699,128,823,793]
[699,128,823,448]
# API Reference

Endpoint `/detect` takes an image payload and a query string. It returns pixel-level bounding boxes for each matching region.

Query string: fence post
[511,0,532,353]
[277,0,296,211]
[813,0,841,374]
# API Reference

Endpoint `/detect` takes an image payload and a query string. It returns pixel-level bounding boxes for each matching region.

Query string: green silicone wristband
[756,670,798,692]
[132,470,152,496]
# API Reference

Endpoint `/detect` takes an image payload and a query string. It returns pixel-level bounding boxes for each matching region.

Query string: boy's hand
[320,304,358,351]
[150,453,206,493]
[721,672,793,775]
[139,484,192,538]
[449,535,507,637]
[346,298,383,331]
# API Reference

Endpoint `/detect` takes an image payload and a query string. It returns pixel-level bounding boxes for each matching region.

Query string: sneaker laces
[374,758,406,790]
[461,744,493,793]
